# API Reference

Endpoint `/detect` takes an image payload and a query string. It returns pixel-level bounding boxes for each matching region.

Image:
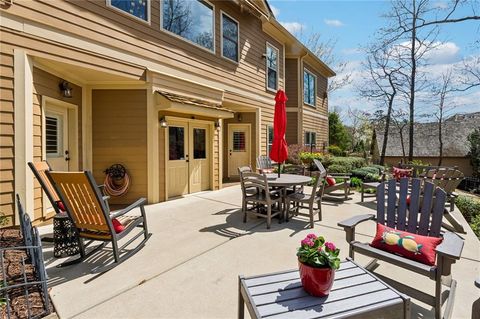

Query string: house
[372,112,480,175]
[0,0,334,226]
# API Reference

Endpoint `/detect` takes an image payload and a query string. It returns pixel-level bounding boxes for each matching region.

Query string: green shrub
[369,164,386,173]
[350,177,363,188]
[328,164,350,173]
[365,173,381,182]
[455,195,480,239]
[287,144,315,165]
[327,145,344,156]
[328,157,366,172]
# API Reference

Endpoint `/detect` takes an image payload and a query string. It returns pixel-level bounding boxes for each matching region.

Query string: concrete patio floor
[40,185,480,319]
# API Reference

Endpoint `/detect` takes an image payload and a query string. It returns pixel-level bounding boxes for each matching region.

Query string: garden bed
[1,228,52,319]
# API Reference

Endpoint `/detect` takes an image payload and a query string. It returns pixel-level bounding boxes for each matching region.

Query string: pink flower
[306,234,317,240]
[301,239,314,247]
[325,242,336,251]
[317,246,323,252]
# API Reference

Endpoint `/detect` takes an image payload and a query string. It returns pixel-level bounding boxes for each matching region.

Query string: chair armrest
[436,231,464,260]
[102,195,110,202]
[110,198,147,219]
[329,173,352,178]
[338,214,375,229]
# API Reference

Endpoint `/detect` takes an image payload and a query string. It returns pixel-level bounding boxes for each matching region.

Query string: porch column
[14,49,34,222]
[147,82,159,203]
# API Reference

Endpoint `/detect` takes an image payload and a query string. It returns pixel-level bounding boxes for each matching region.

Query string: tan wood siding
[0,45,15,226]
[286,112,298,145]
[285,58,298,108]
[92,90,147,204]
[31,67,83,222]
[5,0,282,98]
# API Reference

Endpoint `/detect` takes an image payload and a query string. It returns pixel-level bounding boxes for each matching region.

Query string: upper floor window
[304,131,316,149]
[221,12,239,62]
[304,69,316,106]
[108,0,150,22]
[266,43,278,91]
[162,0,214,52]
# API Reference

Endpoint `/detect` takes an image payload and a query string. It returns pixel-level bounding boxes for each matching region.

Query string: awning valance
[155,90,234,119]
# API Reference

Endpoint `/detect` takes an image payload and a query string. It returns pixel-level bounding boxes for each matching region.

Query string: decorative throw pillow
[392,167,413,181]
[370,223,443,266]
[55,200,66,212]
[111,218,125,233]
[326,176,336,187]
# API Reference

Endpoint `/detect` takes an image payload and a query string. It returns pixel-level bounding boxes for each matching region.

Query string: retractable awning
[155,90,234,119]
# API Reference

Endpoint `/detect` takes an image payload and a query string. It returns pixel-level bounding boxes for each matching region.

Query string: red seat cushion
[55,200,66,212]
[111,218,125,233]
[326,176,336,187]
[392,167,413,181]
[370,223,443,266]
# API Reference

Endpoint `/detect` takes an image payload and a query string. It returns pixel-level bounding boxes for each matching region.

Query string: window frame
[304,131,317,149]
[220,10,240,63]
[106,0,151,24]
[160,0,216,54]
[266,125,274,157]
[265,42,279,92]
[303,68,317,107]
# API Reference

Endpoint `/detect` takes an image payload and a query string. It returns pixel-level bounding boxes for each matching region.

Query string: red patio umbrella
[269,89,288,177]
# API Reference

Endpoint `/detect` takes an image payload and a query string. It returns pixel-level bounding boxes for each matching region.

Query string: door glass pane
[169,126,185,160]
[46,116,60,156]
[233,131,246,152]
[193,128,206,159]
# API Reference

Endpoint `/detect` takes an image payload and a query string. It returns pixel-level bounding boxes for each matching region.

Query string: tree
[468,128,480,177]
[390,109,409,163]
[328,112,351,151]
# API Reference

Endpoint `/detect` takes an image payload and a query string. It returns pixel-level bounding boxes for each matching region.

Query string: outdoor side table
[238,259,410,319]
[53,214,80,258]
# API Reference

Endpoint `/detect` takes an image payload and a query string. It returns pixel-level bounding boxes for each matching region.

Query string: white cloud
[280,22,305,34]
[270,5,280,17]
[424,42,461,64]
[324,19,344,27]
[342,48,362,55]
[432,1,449,9]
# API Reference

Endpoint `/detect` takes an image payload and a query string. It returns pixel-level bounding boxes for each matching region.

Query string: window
[108,0,149,22]
[193,128,206,159]
[266,125,273,156]
[46,116,61,156]
[304,131,316,149]
[304,69,316,106]
[221,12,239,62]
[162,0,214,52]
[169,126,185,160]
[266,43,278,91]
[232,131,246,151]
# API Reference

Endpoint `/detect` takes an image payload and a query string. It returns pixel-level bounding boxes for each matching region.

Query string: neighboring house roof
[375,112,480,158]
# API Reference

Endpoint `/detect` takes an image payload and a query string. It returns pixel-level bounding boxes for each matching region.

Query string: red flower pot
[298,261,335,296]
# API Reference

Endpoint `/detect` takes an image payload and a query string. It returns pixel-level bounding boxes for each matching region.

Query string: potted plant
[297,234,341,296]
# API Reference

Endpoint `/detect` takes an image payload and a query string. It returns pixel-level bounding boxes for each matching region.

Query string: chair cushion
[370,223,443,266]
[112,218,125,233]
[326,176,336,187]
[55,200,66,212]
[392,167,412,181]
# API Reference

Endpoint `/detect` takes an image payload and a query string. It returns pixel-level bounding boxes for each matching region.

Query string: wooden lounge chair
[240,172,282,229]
[313,159,350,200]
[424,168,464,212]
[338,178,464,319]
[256,155,274,174]
[47,171,151,273]
[286,170,326,228]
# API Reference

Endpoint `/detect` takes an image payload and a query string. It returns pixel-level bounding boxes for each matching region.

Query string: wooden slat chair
[47,171,151,273]
[241,172,282,229]
[425,168,464,212]
[338,178,464,319]
[238,166,258,214]
[313,159,351,200]
[283,165,306,194]
[256,155,274,174]
[285,170,326,228]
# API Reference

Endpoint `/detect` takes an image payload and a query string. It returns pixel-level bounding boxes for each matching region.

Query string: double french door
[167,120,210,198]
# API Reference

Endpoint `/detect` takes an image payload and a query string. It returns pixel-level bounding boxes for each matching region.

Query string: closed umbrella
[269,89,288,177]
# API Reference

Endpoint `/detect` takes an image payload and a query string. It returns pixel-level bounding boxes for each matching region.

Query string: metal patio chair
[47,170,151,273]
[338,178,464,319]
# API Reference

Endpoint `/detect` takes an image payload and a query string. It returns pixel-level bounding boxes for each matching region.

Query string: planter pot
[298,261,335,296]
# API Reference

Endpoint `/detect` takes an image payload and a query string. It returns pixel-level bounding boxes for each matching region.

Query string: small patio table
[238,258,410,319]
[265,174,311,220]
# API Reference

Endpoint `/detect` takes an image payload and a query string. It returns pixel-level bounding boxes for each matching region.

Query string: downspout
[298,51,308,145]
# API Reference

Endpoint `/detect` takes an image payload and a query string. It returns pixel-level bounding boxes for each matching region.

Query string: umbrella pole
[278,162,281,178]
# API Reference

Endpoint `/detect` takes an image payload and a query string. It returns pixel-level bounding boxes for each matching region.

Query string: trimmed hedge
[455,195,480,239]
[327,157,366,173]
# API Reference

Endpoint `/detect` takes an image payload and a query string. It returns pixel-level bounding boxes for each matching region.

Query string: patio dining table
[265,173,312,221]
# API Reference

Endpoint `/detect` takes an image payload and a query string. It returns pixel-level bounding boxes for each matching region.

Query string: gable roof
[375,112,480,158]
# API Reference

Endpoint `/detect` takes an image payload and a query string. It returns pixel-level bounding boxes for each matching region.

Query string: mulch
[1,228,52,319]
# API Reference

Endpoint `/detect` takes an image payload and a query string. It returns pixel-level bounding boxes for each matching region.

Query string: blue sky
[269,0,480,121]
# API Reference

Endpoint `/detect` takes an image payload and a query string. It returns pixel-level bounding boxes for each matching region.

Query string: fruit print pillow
[370,224,443,266]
